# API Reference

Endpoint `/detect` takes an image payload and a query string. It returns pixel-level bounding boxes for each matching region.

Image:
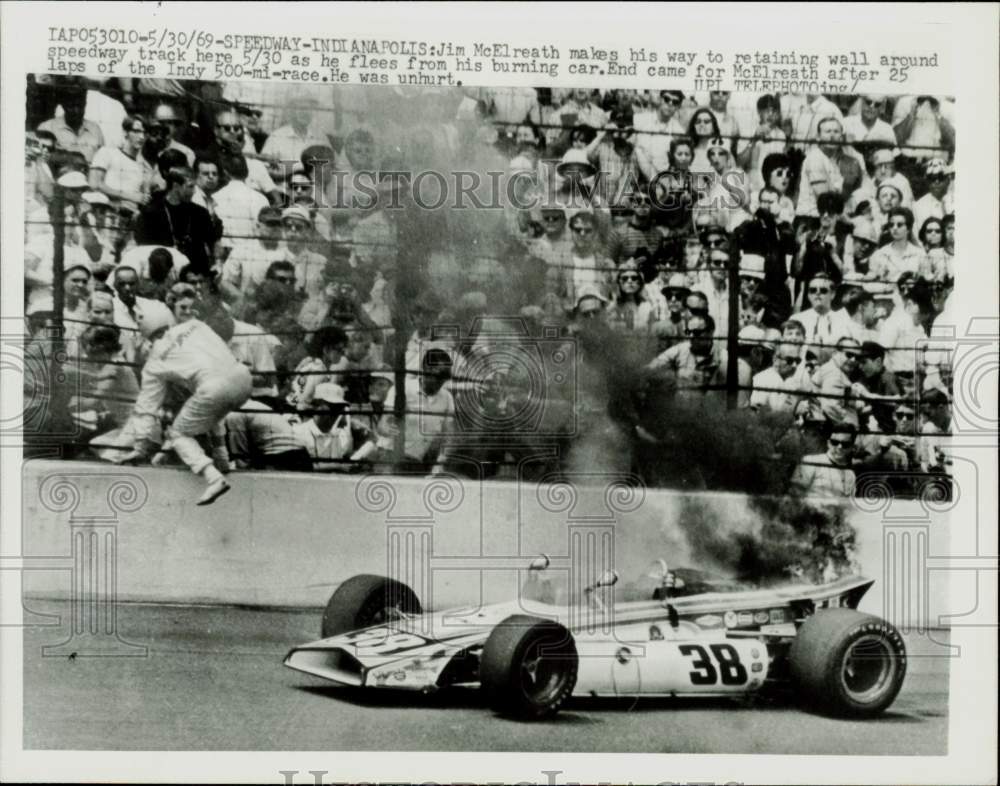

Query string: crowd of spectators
[22,76,958,501]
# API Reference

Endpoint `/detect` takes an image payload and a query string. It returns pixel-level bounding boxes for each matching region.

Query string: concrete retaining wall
[19,460,955,630]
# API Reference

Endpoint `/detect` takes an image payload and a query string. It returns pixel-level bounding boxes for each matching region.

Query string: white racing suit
[133,320,252,475]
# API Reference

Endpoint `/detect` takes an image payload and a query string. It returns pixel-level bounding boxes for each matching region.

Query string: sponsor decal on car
[753,611,770,624]
[724,611,737,628]
[695,614,723,628]
[768,608,785,624]
[737,611,754,626]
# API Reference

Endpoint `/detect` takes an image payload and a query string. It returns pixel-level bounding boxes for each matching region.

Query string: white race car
[284,558,906,720]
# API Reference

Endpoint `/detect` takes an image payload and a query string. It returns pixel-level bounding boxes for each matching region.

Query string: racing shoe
[197,477,231,506]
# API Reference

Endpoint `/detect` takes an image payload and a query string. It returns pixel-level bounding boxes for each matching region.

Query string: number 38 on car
[284,557,906,720]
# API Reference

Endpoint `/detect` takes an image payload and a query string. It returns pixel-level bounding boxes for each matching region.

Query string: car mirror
[528,554,550,572]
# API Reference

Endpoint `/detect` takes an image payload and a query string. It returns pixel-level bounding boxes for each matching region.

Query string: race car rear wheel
[320,574,422,639]
[789,608,906,718]
[480,615,578,720]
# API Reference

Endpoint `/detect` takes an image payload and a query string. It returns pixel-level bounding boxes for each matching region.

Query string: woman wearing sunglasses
[917,216,952,284]
[605,258,655,334]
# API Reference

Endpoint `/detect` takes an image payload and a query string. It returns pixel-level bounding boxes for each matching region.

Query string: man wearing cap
[692,137,751,232]
[555,148,600,206]
[843,216,880,279]
[734,186,795,322]
[38,83,104,164]
[858,147,914,208]
[561,212,614,310]
[279,205,328,318]
[608,187,660,265]
[635,90,687,181]
[60,260,94,348]
[912,159,954,233]
[114,302,252,505]
[648,272,689,345]
[212,153,270,255]
[76,189,124,275]
[585,109,639,202]
[218,205,288,311]
[738,253,781,329]
[24,171,96,315]
[291,382,357,468]
[24,168,90,245]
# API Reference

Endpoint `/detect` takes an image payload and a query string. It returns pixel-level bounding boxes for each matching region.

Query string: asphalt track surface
[23,600,948,753]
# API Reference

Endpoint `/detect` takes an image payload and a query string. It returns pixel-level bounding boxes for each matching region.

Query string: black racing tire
[320,574,422,639]
[480,615,578,720]
[790,608,906,718]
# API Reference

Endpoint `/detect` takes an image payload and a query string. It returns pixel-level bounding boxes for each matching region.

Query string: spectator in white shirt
[739,95,787,194]
[220,206,288,310]
[292,382,355,467]
[791,272,851,355]
[687,107,724,176]
[850,147,914,216]
[213,153,270,255]
[783,93,843,151]
[843,95,898,148]
[707,90,744,156]
[892,95,955,162]
[192,155,221,212]
[751,341,807,412]
[838,287,880,344]
[210,108,280,202]
[635,90,686,180]
[912,158,954,232]
[879,277,933,375]
[38,84,105,163]
[88,115,153,215]
[261,95,329,184]
[379,348,456,473]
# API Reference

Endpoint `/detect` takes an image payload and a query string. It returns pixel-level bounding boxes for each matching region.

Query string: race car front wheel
[480,615,578,720]
[790,608,906,718]
[320,574,422,639]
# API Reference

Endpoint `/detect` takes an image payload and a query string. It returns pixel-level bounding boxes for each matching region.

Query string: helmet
[135,301,175,339]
